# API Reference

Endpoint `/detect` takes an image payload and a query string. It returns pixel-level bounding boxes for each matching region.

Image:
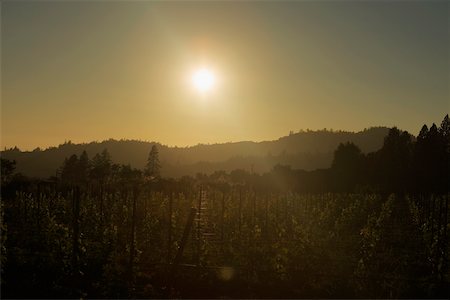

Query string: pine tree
[145,145,161,180]
[61,154,79,184]
[90,149,112,183]
[417,124,429,142]
[439,114,449,152]
[78,150,90,183]
[413,124,430,192]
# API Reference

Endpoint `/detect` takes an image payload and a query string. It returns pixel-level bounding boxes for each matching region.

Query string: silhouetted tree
[79,150,89,170]
[412,122,447,193]
[61,154,80,185]
[78,150,90,185]
[119,164,142,186]
[377,127,413,193]
[439,114,450,192]
[413,125,430,193]
[90,149,112,184]
[1,158,16,185]
[59,151,91,187]
[426,122,447,193]
[331,142,364,191]
[439,114,450,143]
[145,145,161,180]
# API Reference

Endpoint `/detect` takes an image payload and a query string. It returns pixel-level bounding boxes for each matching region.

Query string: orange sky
[2,1,448,150]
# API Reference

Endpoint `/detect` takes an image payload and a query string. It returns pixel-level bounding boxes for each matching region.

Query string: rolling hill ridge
[1,127,390,178]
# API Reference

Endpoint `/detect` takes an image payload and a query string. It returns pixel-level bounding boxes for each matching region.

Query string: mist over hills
[1,127,389,178]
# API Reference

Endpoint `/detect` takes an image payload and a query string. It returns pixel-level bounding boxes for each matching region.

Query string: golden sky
[2,1,449,150]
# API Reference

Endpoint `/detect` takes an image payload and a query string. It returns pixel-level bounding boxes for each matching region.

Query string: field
[1,181,448,298]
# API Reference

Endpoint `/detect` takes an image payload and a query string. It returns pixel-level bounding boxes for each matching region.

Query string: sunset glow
[192,68,215,93]
[1,1,447,150]
[1,2,449,298]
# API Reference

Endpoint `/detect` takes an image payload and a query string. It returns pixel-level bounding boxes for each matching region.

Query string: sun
[192,68,215,92]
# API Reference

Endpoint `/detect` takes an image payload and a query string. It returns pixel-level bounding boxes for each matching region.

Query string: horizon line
[2,125,393,152]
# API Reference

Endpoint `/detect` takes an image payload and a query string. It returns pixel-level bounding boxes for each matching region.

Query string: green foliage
[2,187,448,298]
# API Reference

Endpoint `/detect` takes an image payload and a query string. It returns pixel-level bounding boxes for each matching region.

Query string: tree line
[1,115,448,195]
[227,114,449,195]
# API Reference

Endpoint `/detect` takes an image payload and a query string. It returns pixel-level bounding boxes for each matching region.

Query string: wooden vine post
[168,191,173,263]
[167,207,197,295]
[128,185,139,288]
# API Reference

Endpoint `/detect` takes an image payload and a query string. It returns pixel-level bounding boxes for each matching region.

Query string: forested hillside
[1,127,388,178]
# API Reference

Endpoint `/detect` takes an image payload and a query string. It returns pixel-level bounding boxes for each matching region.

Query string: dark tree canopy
[331,142,364,191]
[90,149,112,183]
[145,145,161,180]
[61,154,80,185]
[1,158,16,184]
[378,127,413,192]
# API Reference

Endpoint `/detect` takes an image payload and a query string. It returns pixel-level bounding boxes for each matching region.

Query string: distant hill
[1,127,390,178]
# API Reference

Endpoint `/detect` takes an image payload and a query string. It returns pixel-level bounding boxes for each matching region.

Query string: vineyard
[1,180,448,298]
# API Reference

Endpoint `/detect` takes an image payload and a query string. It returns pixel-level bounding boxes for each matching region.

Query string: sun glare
[192,68,215,92]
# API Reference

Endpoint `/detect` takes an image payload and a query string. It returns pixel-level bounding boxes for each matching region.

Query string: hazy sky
[2,1,449,150]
